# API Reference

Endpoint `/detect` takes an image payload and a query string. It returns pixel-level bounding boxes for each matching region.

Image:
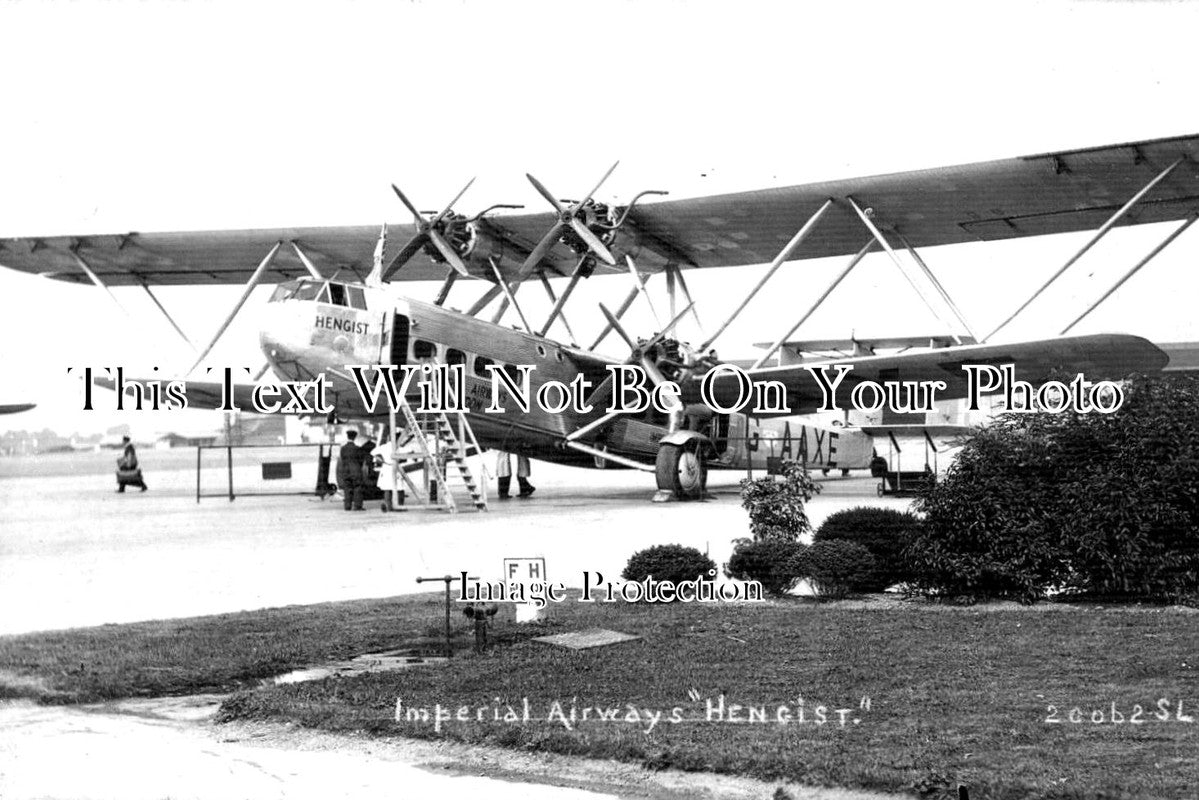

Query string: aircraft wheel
[655,441,707,500]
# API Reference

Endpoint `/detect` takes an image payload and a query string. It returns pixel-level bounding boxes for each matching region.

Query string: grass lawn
[3,596,1197,799]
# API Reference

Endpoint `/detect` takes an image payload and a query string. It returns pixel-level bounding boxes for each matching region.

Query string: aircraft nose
[259,302,311,372]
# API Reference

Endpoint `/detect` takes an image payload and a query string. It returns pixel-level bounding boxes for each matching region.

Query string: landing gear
[654,440,707,502]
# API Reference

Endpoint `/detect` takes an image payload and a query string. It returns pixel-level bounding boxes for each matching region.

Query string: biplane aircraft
[2,134,1194,499]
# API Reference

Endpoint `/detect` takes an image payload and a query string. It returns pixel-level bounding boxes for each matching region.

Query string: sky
[1,0,1198,437]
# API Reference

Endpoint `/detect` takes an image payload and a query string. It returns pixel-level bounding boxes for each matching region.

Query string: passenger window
[329,283,347,306]
[446,349,467,366]
[502,364,521,381]
[474,355,494,377]
[413,340,436,359]
[348,286,366,309]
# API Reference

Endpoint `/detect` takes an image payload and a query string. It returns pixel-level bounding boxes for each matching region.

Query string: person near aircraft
[359,432,379,489]
[495,450,534,499]
[337,429,366,511]
[115,435,147,493]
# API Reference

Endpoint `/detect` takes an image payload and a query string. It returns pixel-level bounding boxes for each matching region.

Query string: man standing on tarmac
[337,429,366,511]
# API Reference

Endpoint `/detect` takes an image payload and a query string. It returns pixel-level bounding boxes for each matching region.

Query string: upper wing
[3,133,1198,286]
[699,334,1170,416]
[629,133,1199,268]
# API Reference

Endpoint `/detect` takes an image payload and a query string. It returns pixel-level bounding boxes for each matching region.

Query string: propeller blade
[625,256,661,327]
[570,217,615,265]
[526,173,566,214]
[430,177,475,227]
[517,221,566,278]
[572,161,619,211]
[598,303,637,352]
[428,228,470,276]
[379,233,429,282]
[390,184,425,222]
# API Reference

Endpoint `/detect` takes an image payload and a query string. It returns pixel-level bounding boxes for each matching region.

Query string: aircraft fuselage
[258,278,874,473]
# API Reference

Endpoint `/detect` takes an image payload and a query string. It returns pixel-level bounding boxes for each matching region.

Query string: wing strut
[139,283,198,352]
[698,199,834,352]
[892,231,979,342]
[752,238,876,369]
[537,257,586,337]
[488,257,533,335]
[433,269,458,306]
[986,155,1187,340]
[625,256,662,329]
[466,284,504,317]
[68,249,129,316]
[669,264,704,332]
[537,273,578,344]
[1061,212,1199,334]
[846,198,964,345]
[289,242,324,280]
[187,242,282,375]
[589,277,649,351]
[70,247,196,353]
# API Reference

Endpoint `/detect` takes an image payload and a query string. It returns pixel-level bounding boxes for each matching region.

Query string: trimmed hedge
[814,507,922,591]
[795,540,877,599]
[725,539,807,596]
[623,544,716,586]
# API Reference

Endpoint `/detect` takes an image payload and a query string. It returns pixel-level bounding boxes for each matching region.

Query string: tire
[655,441,707,500]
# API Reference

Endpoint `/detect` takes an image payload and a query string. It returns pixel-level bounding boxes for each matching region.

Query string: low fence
[195,443,336,502]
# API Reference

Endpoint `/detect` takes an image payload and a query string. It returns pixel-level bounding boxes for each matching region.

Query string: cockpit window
[328,283,347,306]
[269,281,301,302]
[293,281,323,301]
[347,286,366,310]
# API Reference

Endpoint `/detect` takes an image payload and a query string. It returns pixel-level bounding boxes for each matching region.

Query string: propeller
[380,178,479,281]
[517,163,620,282]
[578,301,695,420]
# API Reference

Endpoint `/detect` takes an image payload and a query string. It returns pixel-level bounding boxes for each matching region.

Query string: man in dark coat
[337,430,366,511]
[115,435,147,492]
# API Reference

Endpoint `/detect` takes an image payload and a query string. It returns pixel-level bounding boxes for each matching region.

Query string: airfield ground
[0,447,909,635]
[2,450,1197,799]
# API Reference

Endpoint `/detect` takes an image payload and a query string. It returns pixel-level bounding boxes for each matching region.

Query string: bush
[814,507,922,591]
[909,374,1199,602]
[725,539,807,596]
[740,461,821,542]
[795,540,876,599]
[622,544,716,586]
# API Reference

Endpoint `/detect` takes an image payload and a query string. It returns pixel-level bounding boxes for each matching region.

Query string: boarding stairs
[386,382,487,513]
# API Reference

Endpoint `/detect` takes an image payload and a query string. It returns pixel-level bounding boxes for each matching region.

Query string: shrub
[814,507,922,591]
[909,374,1199,602]
[795,540,876,599]
[740,461,821,542]
[725,539,807,596]
[622,544,716,586]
